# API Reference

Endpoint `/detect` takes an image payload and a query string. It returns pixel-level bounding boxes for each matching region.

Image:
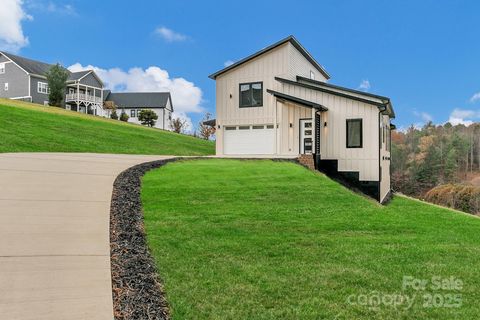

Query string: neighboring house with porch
[209,36,395,202]
[0,51,173,129]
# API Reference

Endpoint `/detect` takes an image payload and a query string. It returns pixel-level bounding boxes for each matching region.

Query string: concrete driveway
[0,153,173,320]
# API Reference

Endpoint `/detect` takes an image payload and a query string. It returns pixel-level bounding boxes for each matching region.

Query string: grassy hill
[0,99,214,155]
[142,159,480,319]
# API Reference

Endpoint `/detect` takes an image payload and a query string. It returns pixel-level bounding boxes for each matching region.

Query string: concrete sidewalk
[0,153,173,320]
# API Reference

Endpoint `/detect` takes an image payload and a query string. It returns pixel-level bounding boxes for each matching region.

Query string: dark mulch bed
[110,158,178,320]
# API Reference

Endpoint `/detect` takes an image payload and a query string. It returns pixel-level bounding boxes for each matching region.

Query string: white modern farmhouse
[209,36,395,203]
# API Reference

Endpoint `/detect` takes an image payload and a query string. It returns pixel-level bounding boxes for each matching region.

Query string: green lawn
[142,159,480,320]
[0,99,214,155]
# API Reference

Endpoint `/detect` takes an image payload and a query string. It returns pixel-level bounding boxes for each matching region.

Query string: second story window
[239,82,263,108]
[38,82,49,94]
[0,63,5,74]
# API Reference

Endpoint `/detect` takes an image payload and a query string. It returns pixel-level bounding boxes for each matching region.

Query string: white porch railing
[65,93,102,104]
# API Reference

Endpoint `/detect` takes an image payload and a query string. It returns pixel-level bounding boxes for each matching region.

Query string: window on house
[4,83,8,91]
[346,119,363,148]
[0,63,5,74]
[239,82,263,107]
[130,109,136,117]
[37,82,49,94]
[69,88,75,94]
[310,70,315,80]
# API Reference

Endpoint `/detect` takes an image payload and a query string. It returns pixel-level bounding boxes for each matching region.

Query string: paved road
[0,153,173,320]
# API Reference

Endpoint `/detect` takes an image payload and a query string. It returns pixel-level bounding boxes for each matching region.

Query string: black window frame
[239,81,263,108]
[346,118,363,148]
[130,109,136,118]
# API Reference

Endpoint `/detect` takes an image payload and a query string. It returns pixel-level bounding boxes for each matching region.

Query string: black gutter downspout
[314,110,321,169]
[378,105,387,202]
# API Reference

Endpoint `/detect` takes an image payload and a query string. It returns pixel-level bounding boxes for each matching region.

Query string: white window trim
[4,83,8,91]
[37,82,50,94]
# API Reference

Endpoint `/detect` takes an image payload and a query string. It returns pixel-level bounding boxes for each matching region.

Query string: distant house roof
[103,90,112,101]
[1,51,53,76]
[67,70,91,81]
[209,35,330,80]
[106,92,173,111]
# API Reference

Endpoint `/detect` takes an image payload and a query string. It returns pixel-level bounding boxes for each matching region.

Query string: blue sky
[2,0,480,129]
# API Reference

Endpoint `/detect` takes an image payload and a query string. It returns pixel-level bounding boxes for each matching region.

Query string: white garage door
[224,125,275,155]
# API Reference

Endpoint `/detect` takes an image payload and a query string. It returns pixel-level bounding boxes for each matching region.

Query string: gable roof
[106,92,172,111]
[208,35,330,80]
[0,51,53,76]
[68,70,91,81]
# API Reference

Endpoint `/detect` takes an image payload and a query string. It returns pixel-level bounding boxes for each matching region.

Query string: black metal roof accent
[266,89,328,111]
[203,119,216,127]
[275,77,395,118]
[296,76,390,101]
[209,35,330,80]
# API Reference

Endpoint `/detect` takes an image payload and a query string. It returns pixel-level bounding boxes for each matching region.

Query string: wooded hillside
[392,122,480,214]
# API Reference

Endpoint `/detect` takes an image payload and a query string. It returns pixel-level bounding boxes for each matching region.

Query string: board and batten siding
[215,42,292,155]
[278,81,380,181]
[288,43,328,82]
[379,114,391,201]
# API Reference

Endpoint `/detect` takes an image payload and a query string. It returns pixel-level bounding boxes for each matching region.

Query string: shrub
[110,110,118,120]
[138,109,158,127]
[425,184,480,215]
[120,112,129,122]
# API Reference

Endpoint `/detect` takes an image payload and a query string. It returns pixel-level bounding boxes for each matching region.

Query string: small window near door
[346,119,363,148]
[239,82,263,108]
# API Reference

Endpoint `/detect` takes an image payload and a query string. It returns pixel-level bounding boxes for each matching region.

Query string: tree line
[392,122,480,214]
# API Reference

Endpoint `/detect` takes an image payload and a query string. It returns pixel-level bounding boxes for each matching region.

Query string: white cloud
[469,92,480,103]
[154,27,187,42]
[224,60,234,67]
[68,63,203,132]
[413,110,433,123]
[357,79,370,92]
[46,2,76,15]
[26,1,76,15]
[0,0,32,53]
[447,108,480,126]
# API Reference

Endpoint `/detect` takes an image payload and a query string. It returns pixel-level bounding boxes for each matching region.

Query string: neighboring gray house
[104,91,173,130]
[0,51,173,128]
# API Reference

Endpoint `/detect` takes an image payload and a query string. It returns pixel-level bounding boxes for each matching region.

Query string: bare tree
[170,117,187,133]
[198,112,216,140]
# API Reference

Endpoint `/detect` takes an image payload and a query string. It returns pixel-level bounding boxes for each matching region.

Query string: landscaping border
[110,158,179,320]
[109,157,312,319]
